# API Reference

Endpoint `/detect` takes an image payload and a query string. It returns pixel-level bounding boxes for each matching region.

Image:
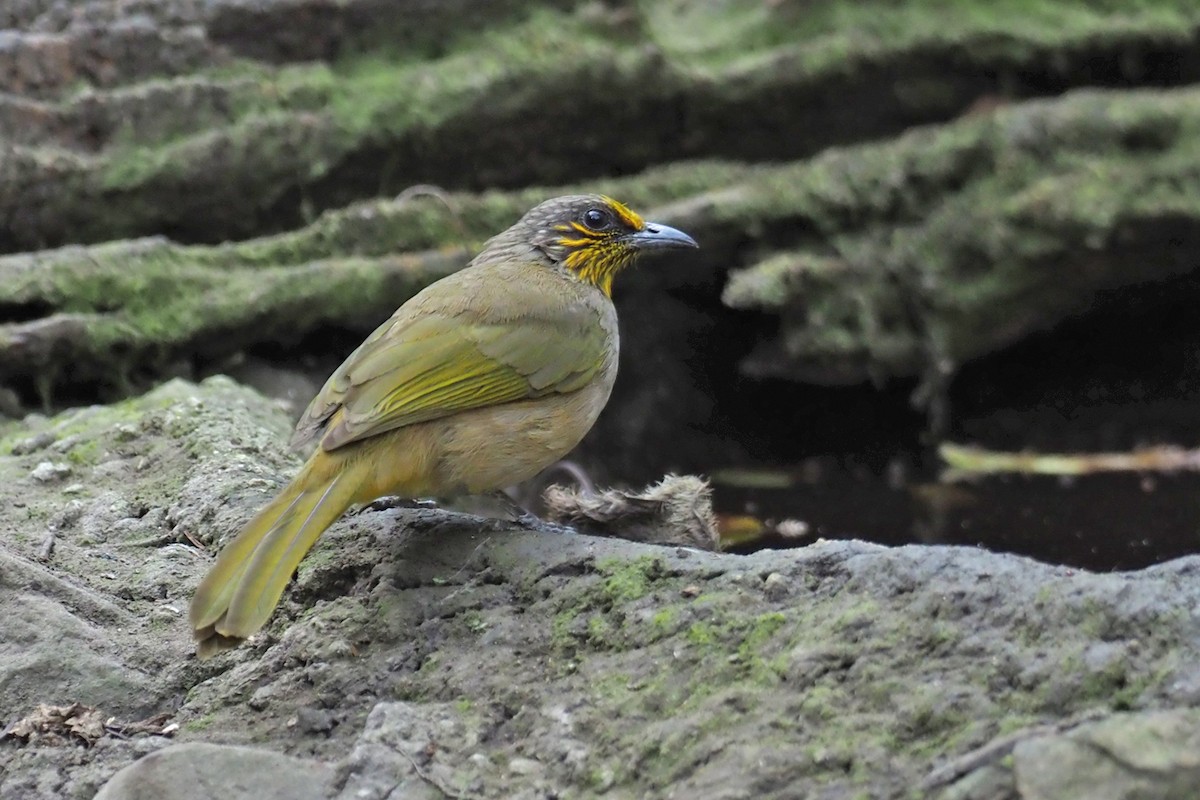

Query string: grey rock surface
[93,742,334,800]
[0,376,1198,799]
[1011,710,1200,800]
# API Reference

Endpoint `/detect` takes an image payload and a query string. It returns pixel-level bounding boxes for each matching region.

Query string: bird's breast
[429,355,617,494]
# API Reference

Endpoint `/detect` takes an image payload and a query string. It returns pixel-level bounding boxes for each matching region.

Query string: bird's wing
[291,303,609,452]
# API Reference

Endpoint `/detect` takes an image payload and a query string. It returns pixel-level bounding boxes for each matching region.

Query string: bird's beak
[626,222,699,252]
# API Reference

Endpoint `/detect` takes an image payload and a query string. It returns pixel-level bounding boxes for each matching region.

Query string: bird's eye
[582,208,613,231]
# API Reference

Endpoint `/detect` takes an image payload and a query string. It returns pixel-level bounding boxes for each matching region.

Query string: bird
[188,194,698,658]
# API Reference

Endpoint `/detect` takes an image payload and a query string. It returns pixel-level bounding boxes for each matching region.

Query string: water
[715,468,1200,572]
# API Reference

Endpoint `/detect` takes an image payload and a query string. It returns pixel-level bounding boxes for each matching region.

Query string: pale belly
[430,376,615,493]
[344,369,616,500]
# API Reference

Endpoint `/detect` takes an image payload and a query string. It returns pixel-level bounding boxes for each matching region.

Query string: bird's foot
[357,496,438,514]
[488,490,533,522]
[513,509,545,530]
[487,492,575,535]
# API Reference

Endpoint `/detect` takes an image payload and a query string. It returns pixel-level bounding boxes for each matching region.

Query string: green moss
[741,612,786,654]
[797,684,839,723]
[183,712,216,732]
[65,438,103,466]
[647,0,1200,71]
[686,622,717,646]
[996,714,1042,737]
[462,611,488,634]
[551,606,581,653]
[52,84,1200,393]
[587,614,615,645]
[650,607,678,632]
[597,555,670,604]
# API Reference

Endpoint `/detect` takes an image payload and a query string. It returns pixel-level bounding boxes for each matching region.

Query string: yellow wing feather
[299,310,608,453]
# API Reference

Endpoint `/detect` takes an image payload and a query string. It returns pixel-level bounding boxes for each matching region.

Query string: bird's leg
[489,490,577,535]
[489,490,541,527]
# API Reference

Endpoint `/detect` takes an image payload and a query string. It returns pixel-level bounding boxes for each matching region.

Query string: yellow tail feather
[189,456,363,659]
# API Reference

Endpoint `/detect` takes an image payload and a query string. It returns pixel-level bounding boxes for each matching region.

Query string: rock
[762,572,790,601]
[507,757,542,775]
[29,460,70,482]
[94,743,334,800]
[333,702,480,800]
[10,431,55,455]
[292,707,335,736]
[3,372,1200,800]
[0,549,153,718]
[5,1,1200,467]
[1012,710,1200,800]
[5,1,1200,798]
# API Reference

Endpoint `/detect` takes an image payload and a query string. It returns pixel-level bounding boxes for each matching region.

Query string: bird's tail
[189,455,363,659]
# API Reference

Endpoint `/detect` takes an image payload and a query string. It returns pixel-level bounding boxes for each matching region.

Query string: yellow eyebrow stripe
[599,195,645,231]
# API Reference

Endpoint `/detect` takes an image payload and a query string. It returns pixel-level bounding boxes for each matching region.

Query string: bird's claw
[357,496,438,514]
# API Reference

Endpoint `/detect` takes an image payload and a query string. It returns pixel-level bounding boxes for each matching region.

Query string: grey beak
[627,222,699,252]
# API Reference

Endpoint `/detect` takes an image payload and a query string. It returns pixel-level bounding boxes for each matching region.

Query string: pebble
[294,707,335,735]
[31,461,72,482]
[248,686,274,711]
[508,757,542,775]
[763,572,790,601]
[11,431,55,455]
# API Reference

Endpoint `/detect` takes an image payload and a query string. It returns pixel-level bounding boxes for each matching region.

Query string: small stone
[508,757,542,775]
[95,742,334,800]
[31,461,72,482]
[680,585,700,598]
[295,707,335,735]
[49,434,81,453]
[763,572,790,601]
[61,483,85,495]
[248,686,274,711]
[11,431,55,455]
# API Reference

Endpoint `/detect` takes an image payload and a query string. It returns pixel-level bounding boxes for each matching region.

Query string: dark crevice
[207,0,579,64]
[721,271,1200,572]
[0,300,57,325]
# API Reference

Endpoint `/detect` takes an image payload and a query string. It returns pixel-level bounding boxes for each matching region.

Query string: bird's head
[521,194,698,296]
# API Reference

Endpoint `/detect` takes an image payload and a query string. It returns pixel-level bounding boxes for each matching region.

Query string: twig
[117,533,183,548]
[920,710,1106,790]
[400,748,474,800]
[940,442,1200,482]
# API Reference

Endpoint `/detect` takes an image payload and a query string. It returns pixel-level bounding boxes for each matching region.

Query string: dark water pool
[715,468,1200,572]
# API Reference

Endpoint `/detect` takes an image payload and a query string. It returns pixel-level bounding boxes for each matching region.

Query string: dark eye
[582,208,613,231]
